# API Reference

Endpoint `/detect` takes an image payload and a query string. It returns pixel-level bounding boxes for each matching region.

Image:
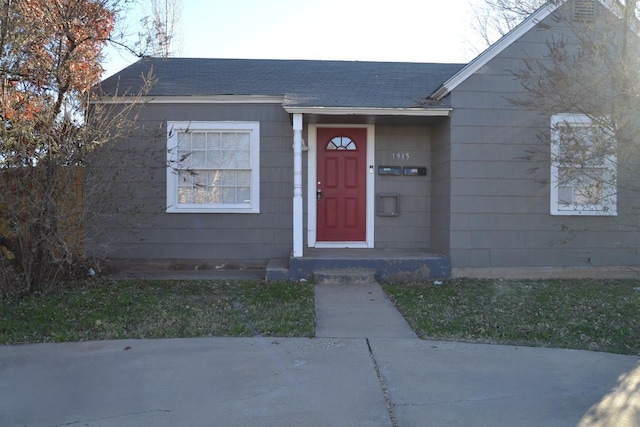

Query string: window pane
[206,186,221,203]
[236,150,250,168]
[177,150,191,168]
[177,132,190,150]
[206,150,222,168]
[221,133,236,150]
[207,132,221,149]
[191,171,205,186]
[237,133,250,151]
[191,151,206,168]
[178,170,205,186]
[207,170,221,186]
[221,150,236,168]
[237,171,251,186]
[178,170,193,185]
[192,133,206,149]
[237,187,251,203]
[222,187,236,203]
[178,187,194,204]
[220,170,236,186]
[194,186,207,204]
[558,186,573,205]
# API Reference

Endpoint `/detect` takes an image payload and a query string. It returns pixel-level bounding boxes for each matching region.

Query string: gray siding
[88,103,294,261]
[374,125,431,249]
[430,119,451,255]
[448,8,640,269]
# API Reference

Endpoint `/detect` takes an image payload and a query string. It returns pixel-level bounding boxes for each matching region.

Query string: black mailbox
[378,166,402,176]
[402,166,427,176]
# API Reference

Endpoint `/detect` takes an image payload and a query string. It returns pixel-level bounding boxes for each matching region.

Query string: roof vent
[573,0,595,23]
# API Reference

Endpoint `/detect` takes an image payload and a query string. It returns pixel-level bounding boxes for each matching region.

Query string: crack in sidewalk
[395,391,537,407]
[55,409,172,426]
[367,338,397,427]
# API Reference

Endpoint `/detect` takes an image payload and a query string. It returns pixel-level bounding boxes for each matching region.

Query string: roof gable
[429,0,625,100]
[429,1,561,100]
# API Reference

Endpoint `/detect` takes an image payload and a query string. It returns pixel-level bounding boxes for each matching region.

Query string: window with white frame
[550,114,616,216]
[166,121,260,213]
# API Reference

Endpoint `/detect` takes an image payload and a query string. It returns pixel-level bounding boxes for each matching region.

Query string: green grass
[382,279,640,355]
[4,277,640,355]
[0,279,315,344]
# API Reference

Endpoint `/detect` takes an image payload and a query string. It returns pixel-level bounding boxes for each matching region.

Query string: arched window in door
[326,136,356,150]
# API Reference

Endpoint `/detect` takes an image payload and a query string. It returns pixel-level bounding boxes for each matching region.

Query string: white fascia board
[430,1,561,101]
[91,95,284,104]
[283,106,452,117]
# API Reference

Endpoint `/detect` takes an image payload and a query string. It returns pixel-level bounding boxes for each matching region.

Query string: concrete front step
[313,269,376,285]
[289,249,452,282]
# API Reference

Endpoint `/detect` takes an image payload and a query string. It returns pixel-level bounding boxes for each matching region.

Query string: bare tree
[470,0,549,47]
[139,0,182,57]
[0,0,153,297]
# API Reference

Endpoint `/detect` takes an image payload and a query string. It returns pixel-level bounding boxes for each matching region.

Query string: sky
[102,0,487,79]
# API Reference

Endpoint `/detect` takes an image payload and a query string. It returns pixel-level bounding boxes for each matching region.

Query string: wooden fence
[0,166,84,260]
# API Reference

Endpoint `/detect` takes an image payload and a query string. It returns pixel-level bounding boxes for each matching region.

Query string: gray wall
[88,103,294,261]
[448,6,640,269]
[430,118,451,255]
[374,125,431,249]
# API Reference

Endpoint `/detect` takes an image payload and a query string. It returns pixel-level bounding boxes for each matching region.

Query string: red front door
[317,127,367,242]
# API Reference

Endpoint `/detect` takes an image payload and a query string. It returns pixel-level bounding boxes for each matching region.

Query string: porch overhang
[283,106,452,117]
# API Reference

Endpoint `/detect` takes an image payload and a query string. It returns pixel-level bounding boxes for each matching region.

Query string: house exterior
[95,0,640,280]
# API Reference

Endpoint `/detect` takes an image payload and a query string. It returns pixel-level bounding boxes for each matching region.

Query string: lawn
[2,278,639,356]
[0,279,315,344]
[382,278,640,355]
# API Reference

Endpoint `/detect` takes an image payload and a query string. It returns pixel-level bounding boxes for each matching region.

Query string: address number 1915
[392,152,410,160]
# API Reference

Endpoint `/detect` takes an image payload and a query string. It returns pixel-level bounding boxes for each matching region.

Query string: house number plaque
[392,152,410,160]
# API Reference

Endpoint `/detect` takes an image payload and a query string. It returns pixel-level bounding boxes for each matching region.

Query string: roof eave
[90,95,285,104]
[283,106,452,117]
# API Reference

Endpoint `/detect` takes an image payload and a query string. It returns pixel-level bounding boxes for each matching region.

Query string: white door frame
[307,124,375,248]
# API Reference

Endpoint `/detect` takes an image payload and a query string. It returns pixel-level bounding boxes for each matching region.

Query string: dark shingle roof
[99,57,465,109]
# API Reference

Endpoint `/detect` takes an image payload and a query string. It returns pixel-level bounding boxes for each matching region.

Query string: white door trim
[307,124,375,248]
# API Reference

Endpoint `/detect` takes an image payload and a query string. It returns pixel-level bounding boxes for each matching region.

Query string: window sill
[167,206,260,214]
[551,209,617,216]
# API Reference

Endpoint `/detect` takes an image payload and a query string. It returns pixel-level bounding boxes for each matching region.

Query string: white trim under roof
[429,1,561,101]
[92,97,453,115]
[92,95,284,104]
[283,106,452,116]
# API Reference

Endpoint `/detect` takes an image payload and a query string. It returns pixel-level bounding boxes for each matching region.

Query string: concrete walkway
[315,282,417,339]
[1,280,639,426]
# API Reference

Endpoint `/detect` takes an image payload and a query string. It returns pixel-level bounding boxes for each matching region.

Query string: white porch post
[292,113,304,257]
